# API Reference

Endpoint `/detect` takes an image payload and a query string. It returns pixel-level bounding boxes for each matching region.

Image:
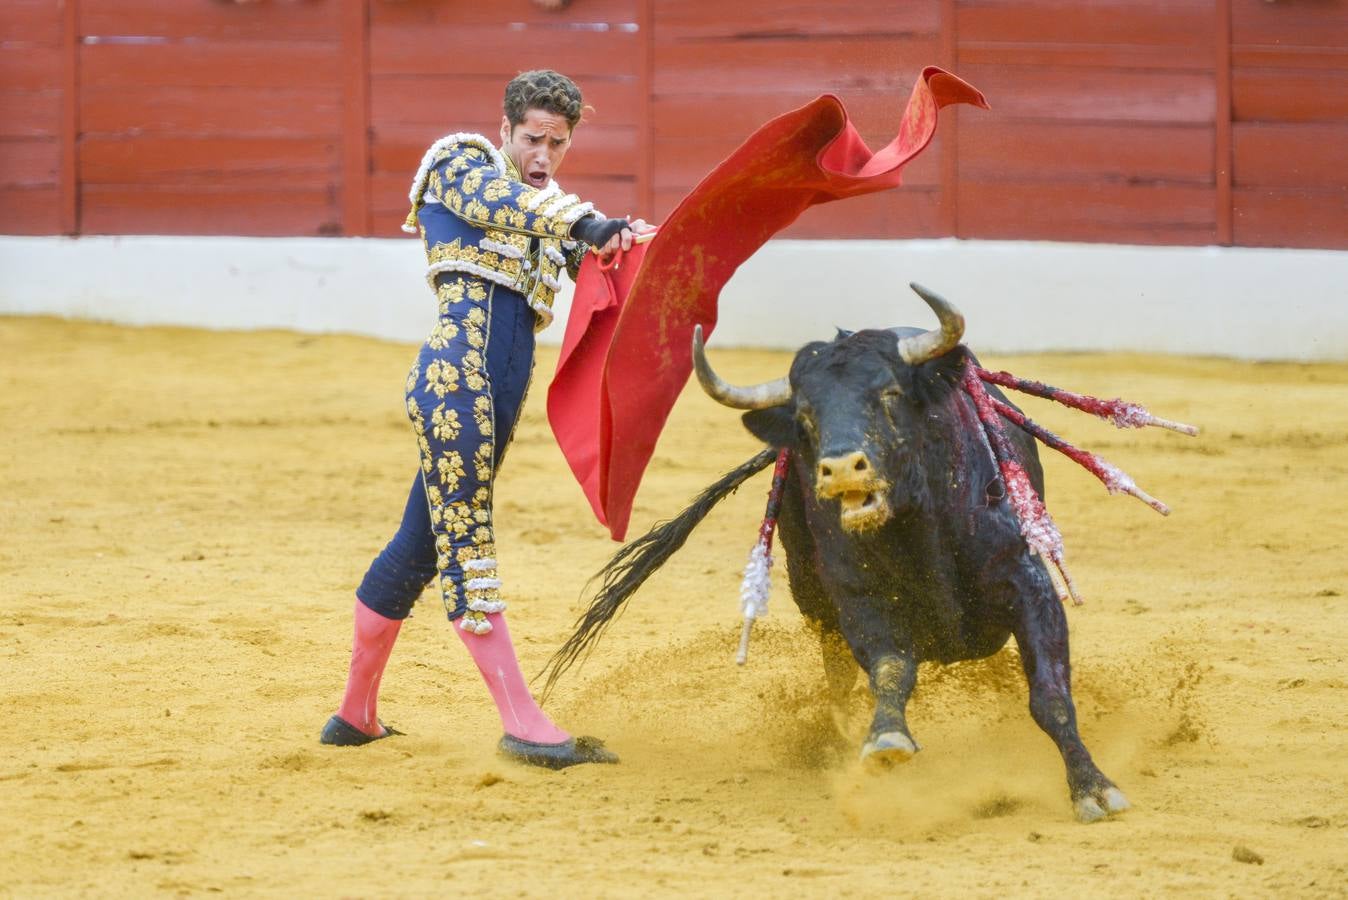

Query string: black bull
[543,284,1130,823]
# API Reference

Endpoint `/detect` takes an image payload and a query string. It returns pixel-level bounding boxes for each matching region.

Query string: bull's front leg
[833,596,920,769]
[814,625,859,745]
[1012,572,1130,823]
[861,652,921,768]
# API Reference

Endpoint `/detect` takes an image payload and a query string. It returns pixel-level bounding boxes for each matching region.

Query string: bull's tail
[538,447,779,701]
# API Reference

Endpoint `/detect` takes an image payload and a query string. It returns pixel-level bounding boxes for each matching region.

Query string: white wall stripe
[2,235,1344,361]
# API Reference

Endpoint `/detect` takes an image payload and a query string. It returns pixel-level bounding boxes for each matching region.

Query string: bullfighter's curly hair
[503,69,585,130]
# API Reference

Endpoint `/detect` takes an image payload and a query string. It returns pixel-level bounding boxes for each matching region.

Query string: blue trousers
[358,275,537,629]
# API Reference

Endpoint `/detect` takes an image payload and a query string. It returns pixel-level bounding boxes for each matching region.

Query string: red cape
[548,66,988,540]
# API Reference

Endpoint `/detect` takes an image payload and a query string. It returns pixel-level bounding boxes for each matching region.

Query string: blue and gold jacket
[402,132,601,331]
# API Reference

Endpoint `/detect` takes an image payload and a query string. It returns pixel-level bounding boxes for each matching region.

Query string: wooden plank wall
[366,0,642,235]
[1230,0,1348,248]
[0,0,1344,249]
[649,1,946,238]
[74,1,345,236]
[0,0,64,234]
[955,0,1220,245]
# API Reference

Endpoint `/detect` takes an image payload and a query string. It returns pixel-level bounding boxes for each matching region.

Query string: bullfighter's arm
[424,143,603,240]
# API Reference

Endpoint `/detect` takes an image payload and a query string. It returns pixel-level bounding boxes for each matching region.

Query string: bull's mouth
[838,489,891,532]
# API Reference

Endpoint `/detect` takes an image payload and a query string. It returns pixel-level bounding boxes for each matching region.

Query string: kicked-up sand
[0,316,1344,897]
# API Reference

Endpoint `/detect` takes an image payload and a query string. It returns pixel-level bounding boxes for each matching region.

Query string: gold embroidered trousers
[357,274,536,634]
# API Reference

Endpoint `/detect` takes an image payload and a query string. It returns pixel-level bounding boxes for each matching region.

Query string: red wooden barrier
[0,0,1343,249]
[1229,0,1348,248]
[0,0,62,234]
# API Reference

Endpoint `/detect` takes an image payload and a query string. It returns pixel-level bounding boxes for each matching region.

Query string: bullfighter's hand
[598,219,655,262]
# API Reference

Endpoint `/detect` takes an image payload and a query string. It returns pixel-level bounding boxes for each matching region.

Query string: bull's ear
[742,406,795,449]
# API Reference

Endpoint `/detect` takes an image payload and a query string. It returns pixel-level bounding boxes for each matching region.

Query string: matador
[320,69,650,768]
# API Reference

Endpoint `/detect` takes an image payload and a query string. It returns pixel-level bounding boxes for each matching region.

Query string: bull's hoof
[1073,786,1130,823]
[860,731,918,771]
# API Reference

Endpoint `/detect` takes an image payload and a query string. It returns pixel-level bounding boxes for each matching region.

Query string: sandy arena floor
[1,316,1345,897]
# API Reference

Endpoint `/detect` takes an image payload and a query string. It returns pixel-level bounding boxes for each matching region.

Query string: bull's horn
[691,324,791,409]
[897,282,966,364]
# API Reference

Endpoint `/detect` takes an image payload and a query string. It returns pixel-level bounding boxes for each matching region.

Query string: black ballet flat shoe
[320,715,402,747]
[497,734,619,770]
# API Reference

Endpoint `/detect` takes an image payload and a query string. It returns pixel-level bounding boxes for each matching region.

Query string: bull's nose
[817,450,872,491]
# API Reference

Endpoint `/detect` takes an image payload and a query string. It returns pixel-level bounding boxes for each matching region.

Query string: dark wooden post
[341,0,371,237]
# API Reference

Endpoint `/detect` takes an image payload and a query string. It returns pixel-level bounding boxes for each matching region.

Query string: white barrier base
[2,235,1344,360]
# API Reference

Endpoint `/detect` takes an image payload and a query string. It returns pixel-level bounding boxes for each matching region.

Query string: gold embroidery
[467,282,487,302]
[427,239,522,284]
[436,449,466,493]
[447,501,474,538]
[427,319,459,350]
[474,441,493,482]
[431,404,461,442]
[463,319,483,352]
[463,199,490,223]
[473,394,492,437]
[462,167,486,195]
[485,229,528,259]
[424,359,460,397]
[427,239,463,264]
[465,566,501,605]
[482,178,514,203]
[406,398,432,474]
[438,279,466,302]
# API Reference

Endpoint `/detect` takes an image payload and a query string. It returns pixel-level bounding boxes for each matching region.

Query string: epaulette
[402,133,509,234]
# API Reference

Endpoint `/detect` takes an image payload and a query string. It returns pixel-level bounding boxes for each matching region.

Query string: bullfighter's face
[500,108,574,189]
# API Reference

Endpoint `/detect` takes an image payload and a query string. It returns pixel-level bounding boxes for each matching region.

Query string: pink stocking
[335,598,402,737]
[456,611,569,744]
